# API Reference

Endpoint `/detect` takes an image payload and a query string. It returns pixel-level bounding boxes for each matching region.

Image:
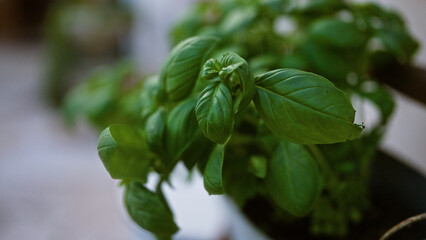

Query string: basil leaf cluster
[91,33,365,239]
[60,0,420,238]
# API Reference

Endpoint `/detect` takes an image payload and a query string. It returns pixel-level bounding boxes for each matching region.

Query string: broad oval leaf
[145,108,167,156]
[254,69,362,145]
[204,145,225,195]
[220,52,255,113]
[160,36,219,101]
[308,18,367,48]
[165,98,199,167]
[196,82,234,144]
[266,141,320,217]
[125,182,179,238]
[97,125,151,182]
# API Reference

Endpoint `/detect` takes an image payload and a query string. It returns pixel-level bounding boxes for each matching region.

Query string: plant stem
[307,145,337,180]
[155,177,173,215]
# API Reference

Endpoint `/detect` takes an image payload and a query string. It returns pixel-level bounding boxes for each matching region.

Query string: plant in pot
[63,0,424,239]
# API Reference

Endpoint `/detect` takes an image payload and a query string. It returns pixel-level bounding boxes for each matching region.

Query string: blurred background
[0,0,425,239]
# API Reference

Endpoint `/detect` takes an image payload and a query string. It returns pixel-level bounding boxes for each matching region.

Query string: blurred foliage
[44,0,132,105]
[63,60,144,130]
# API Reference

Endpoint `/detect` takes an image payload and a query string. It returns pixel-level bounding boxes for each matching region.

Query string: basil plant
[93,36,363,239]
[168,0,419,238]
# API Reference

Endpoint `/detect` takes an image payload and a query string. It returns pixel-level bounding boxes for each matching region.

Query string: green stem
[155,177,173,215]
[307,145,338,185]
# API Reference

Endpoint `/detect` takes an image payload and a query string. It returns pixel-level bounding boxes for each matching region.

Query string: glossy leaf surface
[254,69,362,144]
[204,145,225,195]
[266,141,320,217]
[125,182,178,238]
[196,82,234,144]
[160,36,219,101]
[97,125,151,182]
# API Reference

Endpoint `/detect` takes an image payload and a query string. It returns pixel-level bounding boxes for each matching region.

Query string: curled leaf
[160,36,219,101]
[202,58,221,80]
[220,52,255,113]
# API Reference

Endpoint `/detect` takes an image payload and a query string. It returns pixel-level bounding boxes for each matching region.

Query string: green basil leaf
[165,98,199,167]
[97,125,151,182]
[203,145,225,195]
[376,28,419,62]
[160,36,219,101]
[181,131,215,170]
[266,141,320,217]
[308,18,367,48]
[125,182,178,238]
[218,62,244,79]
[254,69,363,145]
[141,75,163,119]
[145,108,167,156]
[196,82,234,144]
[220,52,255,113]
[202,58,221,80]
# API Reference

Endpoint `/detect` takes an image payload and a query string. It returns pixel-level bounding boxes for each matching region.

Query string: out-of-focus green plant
[63,60,143,130]
[44,0,132,105]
